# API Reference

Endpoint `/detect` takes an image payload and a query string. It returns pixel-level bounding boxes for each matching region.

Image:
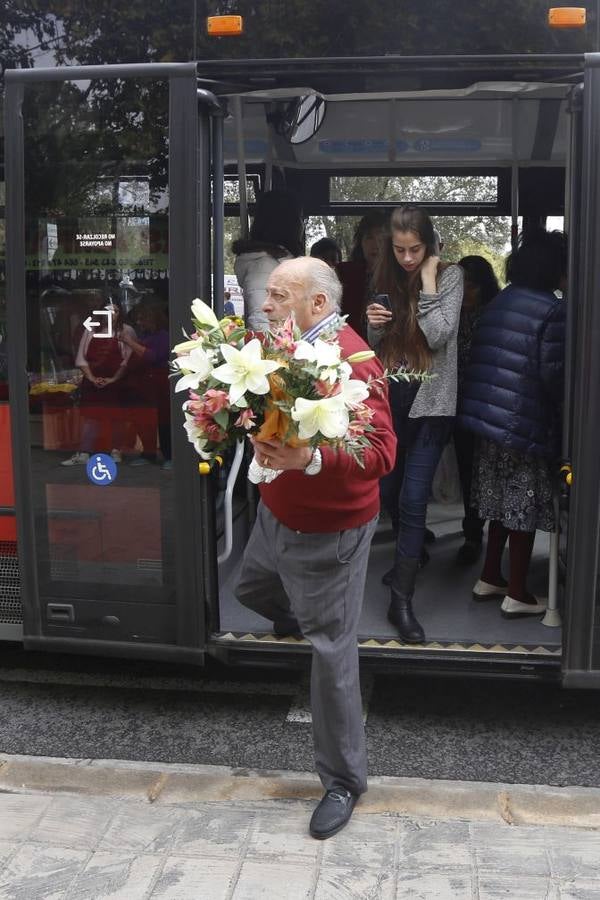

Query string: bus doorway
[202,56,592,681]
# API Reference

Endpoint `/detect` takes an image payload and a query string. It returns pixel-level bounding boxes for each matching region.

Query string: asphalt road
[0,645,598,788]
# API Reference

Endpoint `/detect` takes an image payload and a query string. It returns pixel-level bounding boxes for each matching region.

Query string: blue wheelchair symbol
[86,453,117,486]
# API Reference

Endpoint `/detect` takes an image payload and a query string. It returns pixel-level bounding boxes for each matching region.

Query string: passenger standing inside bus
[232,189,304,332]
[61,300,135,466]
[454,256,500,565]
[235,257,396,839]
[337,210,388,339]
[120,303,172,469]
[366,206,463,644]
[459,230,567,616]
[310,236,342,268]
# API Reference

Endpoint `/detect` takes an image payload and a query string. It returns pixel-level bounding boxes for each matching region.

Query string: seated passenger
[337,211,388,339]
[459,230,567,617]
[454,255,500,565]
[310,236,342,268]
[232,190,304,333]
[366,206,463,644]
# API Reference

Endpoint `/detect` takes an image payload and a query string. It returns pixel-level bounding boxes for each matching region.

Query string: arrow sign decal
[83,310,113,338]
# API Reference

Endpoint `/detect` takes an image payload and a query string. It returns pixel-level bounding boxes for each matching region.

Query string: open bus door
[195,54,600,683]
[3,62,221,664]
[561,54,600,688]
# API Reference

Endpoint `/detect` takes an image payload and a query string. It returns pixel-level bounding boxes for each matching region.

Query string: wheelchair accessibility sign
[86,453,117,486]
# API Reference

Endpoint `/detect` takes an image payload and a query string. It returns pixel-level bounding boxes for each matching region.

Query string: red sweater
[259,325,397,532]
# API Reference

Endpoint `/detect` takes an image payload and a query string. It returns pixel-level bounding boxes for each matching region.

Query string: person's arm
[120,328,150,360]
[539,299,565,403]
[100,327,135,385]
[417,263,464,350]
[74,331,98,384]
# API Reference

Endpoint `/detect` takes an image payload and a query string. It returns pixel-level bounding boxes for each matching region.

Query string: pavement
[0,755,599,899]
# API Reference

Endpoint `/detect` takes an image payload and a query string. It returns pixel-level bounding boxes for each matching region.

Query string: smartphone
[372,293,392,311]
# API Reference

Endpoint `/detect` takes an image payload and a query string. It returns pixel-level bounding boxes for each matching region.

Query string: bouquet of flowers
[172,298,422,478]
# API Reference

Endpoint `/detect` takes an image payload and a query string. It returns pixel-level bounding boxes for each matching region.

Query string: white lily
[211,338,282,405]
[294,338,342,369]
[291,395,349,440]
[339,378,370,408]
[173,345,214,393]
[294,338,343,384]
[191,297,220,330]
[183,412,211,459]
[172,337,204,355]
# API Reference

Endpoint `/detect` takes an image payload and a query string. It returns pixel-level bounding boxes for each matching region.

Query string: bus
[1,19,600,686]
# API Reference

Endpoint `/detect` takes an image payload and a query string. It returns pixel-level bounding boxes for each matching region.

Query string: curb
[0,753,599,829]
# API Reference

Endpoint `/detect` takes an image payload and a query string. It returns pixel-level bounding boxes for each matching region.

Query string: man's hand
[251,437,313,471]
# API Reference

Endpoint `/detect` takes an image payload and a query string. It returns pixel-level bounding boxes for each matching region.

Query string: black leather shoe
[309,788,357,840]
[273,616,302,638]
[455,540,482,566]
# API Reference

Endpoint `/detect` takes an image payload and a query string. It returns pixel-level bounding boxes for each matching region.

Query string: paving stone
[232,860,315,899]
[315,864,395,900]
[395,871,473,899]
[548,832,600,879]
[0,843,88,900]
[398,821,472,873]
[66,852,163,900]
[98,804,181,855]
[170,806,254,859]
[470,822,551,876]
[321,816,397,871]
[0,795,51,842]
[150,855,238,899]
[29,796,118,851]
[0,845,18,869]
[478,872,559,899]
[247,809,318,865]
[559,879,600,899]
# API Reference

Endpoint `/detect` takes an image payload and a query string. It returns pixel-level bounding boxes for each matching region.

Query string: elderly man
[235,257,396,839]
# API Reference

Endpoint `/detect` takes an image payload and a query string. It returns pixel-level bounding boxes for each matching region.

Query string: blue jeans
[380,381,452,559]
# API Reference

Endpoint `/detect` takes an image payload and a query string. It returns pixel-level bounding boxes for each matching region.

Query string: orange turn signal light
[548,7,586,28]
[207,15,244,36]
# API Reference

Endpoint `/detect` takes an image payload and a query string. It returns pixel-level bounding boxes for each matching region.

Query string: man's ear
[312,292,328,314]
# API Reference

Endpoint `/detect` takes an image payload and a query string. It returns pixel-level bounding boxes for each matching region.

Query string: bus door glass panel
[21,78,175,621]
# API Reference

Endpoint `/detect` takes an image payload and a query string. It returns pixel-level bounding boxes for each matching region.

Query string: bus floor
[217,503,562,654]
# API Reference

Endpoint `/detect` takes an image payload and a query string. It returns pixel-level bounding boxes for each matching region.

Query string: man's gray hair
[305,258,342,312]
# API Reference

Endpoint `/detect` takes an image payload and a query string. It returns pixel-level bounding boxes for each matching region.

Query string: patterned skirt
[471,438,555,532]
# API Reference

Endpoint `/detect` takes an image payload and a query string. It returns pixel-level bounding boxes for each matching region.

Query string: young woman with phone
[366,206,464,643]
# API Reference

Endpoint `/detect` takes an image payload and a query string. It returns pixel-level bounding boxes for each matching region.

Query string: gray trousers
[235,502,378,796]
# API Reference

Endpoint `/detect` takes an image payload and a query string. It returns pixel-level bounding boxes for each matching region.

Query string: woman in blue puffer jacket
[459,229,567,618]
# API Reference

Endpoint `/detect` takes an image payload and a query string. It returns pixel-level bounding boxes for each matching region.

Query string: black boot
[387,557,425,644]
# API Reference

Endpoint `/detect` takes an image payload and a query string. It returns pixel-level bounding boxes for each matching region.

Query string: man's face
[263,268,313,332]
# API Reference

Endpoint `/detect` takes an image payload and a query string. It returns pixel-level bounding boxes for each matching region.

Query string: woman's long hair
[373,206,436,371]
[349,210,389,263]
[458,255,500,307]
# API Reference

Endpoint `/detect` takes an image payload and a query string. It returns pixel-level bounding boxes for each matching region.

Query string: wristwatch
[304,447,322,476]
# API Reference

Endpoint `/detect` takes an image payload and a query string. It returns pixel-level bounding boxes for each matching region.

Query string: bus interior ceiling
[213,69,574,662]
